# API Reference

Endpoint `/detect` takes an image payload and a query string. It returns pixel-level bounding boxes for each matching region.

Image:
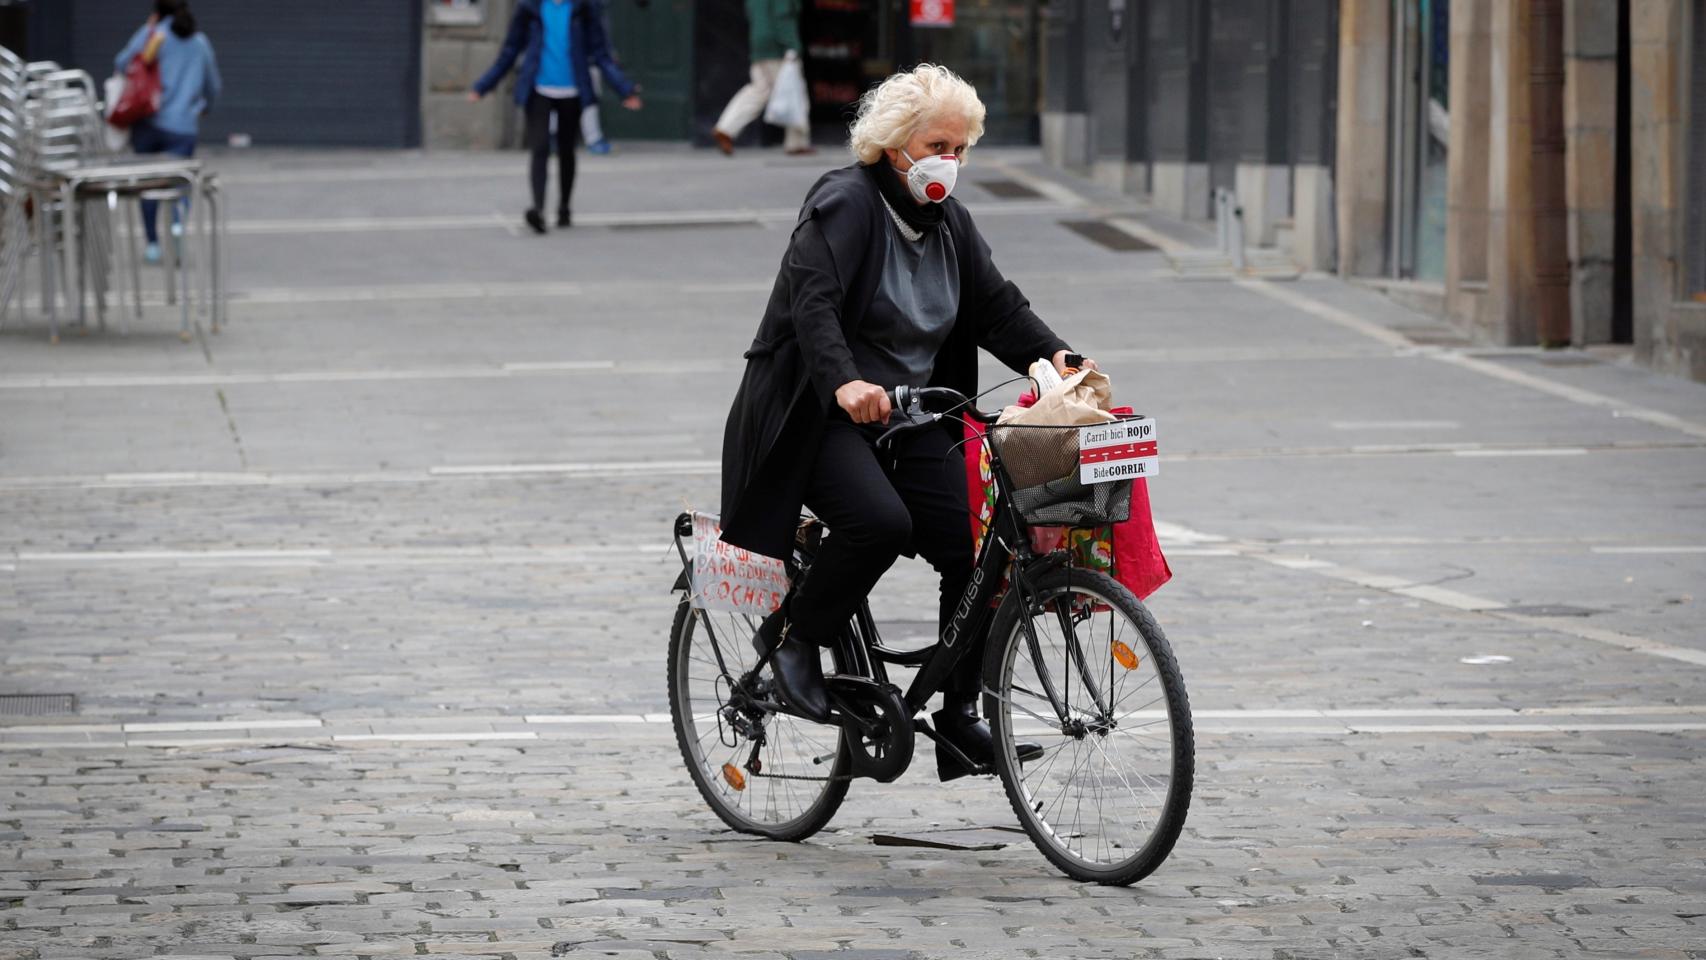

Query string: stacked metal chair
[0,43,226,343]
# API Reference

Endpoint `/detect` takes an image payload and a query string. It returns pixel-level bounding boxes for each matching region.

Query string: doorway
[1389,0,1449,281]
[603,0,694,140]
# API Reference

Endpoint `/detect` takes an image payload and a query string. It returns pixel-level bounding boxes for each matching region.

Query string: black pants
[790,418,981,699]
[524,92,581,214]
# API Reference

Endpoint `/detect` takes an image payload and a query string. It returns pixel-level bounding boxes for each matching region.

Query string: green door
[599,0,693,140]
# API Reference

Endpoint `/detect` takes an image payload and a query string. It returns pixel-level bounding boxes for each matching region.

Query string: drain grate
[1392,325,1474,346]
[607,218,760,232]
[1060,219,1156,252]
[0,693,77,717]
[1501,604,1603,618]
[975,178,1044,200]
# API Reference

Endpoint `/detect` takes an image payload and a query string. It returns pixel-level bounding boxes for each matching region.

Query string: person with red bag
[112,0,221,265]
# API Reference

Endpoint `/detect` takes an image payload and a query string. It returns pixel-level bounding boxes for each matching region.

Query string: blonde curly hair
[848,64,986,165]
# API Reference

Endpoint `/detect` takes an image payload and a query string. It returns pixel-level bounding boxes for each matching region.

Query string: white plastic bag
[762,53,809,130]
[102,74,128,153]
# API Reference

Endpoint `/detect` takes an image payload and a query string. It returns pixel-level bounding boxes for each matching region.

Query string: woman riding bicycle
[719,64,1097,781]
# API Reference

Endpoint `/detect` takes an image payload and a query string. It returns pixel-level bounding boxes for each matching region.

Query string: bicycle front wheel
[985,568,1194,884]
[667,598,850,841]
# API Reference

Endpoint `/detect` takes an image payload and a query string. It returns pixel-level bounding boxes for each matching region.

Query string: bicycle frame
[672,403,1103,737]
[894,425,1086,728]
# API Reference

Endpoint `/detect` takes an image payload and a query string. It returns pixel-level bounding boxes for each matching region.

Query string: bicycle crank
[826,676,913,783]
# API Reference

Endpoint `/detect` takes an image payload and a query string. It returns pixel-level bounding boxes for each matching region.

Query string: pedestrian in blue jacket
[469,0,642,234]
[113,0,220,264]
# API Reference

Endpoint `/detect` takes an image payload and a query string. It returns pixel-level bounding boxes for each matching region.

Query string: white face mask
[901,148,959,204]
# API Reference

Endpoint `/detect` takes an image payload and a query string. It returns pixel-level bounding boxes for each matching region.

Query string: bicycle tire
[667,598,851,841]
[985,568,1194,884]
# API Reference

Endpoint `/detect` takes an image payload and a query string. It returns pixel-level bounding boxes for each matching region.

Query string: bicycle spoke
[992,572,1191,880]
[672,599,847,835]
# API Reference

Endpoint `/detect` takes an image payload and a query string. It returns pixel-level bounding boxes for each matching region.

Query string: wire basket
[988,421,1136,527]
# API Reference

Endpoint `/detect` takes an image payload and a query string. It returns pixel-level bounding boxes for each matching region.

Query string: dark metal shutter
[1205,0,1261,199]
[67,0,421,148]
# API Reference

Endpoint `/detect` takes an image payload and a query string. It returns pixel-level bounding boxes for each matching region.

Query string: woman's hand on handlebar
[1052,349,1099,376]
[835,380,892,424]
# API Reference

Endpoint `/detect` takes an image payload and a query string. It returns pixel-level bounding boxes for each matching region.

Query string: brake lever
[873,394,940,451]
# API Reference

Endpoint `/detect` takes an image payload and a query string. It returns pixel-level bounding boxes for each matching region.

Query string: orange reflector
[1111,641,1140,671]
[721,763,746,791]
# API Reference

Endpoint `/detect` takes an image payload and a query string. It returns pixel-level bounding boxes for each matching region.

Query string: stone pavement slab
[3,145,1705,957]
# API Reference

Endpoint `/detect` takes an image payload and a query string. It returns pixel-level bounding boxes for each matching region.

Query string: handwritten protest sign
[690,512,788,615]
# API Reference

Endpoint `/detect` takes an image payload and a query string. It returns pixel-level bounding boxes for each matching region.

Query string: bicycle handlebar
[874,386,997,451]
[884,385,997,424]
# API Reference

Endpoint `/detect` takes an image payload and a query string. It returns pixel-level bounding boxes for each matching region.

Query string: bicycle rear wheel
[986,568,1193,884]
[667,598,850,841]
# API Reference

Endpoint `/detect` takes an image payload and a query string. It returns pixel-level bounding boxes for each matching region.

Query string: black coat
[719,164,1070,561]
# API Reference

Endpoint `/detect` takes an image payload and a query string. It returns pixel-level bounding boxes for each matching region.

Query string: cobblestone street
[3,146,1705,958]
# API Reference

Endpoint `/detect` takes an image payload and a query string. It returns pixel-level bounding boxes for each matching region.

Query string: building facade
[428,0,1047,150]
[24,0,424,149]
[1042,0,1706,383]
[1335,0,1705,380]
[1040,0,1341,270]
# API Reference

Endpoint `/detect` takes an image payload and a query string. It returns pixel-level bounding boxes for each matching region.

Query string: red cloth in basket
[964,403,1171,601]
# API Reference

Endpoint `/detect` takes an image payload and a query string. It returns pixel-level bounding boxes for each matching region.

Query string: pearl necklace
[880,195,924,243]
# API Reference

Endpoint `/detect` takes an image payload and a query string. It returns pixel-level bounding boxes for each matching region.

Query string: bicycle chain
[748,769,856,783]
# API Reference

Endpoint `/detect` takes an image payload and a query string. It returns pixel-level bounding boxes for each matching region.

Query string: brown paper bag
[992,368,1117,488]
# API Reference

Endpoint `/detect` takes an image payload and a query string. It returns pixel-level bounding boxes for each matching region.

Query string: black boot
[556,207,572,228]
[932,700,1043,782]
[523,208,547,234]
[751,612,829,723]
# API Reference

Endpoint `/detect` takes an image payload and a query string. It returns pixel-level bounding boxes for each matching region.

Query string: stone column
[1446,0,1493,328]
[1485,0,1534,344]
[1484,0,1570,346]
[1562,0,1618,345]
[423,0,521,149]
[1335,0,1391,276]
[1629,0,1706,380]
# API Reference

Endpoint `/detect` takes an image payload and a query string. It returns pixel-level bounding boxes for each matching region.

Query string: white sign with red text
[911,0,955,27]
[1079,417,1160,484]
[690,512,788,615]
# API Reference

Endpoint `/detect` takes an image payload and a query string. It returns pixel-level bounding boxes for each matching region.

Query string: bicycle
[667,384,1193,884]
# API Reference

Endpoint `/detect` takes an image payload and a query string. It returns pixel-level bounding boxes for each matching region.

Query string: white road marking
[1343,722,1706,734]
[18,549,334,563]
[1112,528,1704,668]
[219,157,716,186]
[429,460,718,477]
[1264,556,1338,570]
[331,732,538,743]
[9,545,671,568]
[123,718,324,733]
[1489,614,1706,667]
[1150,521,1228,544]
[1,440,1690,492]
[1235,280,1706,444]
[1391,584,1506,611]
[223,201,1067,237]
[0,360,614,390]
[7,707,1706,751]
[1591,545,1706,554]
[524,714,651,724]
[1453,447,1588,458]
[1232,278,1415,348]
[1331,420,1462,430]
